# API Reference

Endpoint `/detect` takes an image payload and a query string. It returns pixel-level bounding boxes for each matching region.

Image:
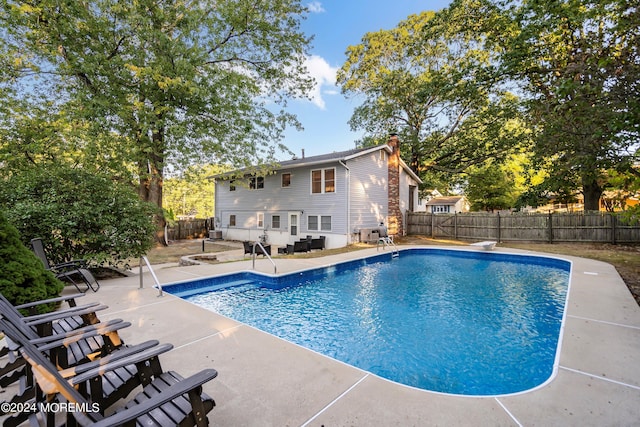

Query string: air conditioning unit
[359,228,373,243]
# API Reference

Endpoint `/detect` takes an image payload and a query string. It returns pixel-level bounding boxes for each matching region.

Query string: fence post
[548,212,553,243]
[497,212,501,242]
[611,212,617,245]
[431,213,435,238]
[454,212,458,240]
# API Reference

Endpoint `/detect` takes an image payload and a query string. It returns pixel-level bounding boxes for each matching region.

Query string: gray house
[213,136,422,249]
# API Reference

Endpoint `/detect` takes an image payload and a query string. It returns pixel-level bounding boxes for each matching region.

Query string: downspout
[213,178,218,230]
[339,160,351,244]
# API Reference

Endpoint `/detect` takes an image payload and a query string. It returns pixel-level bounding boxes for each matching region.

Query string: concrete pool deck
[64,245,640,426]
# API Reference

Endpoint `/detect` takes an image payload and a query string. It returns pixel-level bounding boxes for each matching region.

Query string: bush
[0,210,64,314]
[0,166,158,268]
[620,205,640,225]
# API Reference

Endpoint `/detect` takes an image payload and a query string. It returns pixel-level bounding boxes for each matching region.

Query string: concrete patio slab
[560,316,640,387]
[6,244,639,426]
[499,368,640,426]
[306,374,519,426]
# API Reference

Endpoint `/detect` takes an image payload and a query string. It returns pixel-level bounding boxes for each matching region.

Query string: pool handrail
[252,241,277,275]
[139,255,163,297]
[377,236,399,257]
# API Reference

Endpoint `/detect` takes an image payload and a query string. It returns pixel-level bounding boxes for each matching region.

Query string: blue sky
[275,0,453,160]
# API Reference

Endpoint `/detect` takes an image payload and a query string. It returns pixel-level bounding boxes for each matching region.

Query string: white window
[321,215,332,231]
[229,214,236,227]
[250,177,264,190]
[308,215,331,231]
[271,215,280,229]
[308,215,318,231]
[433,205,450,213]
[311,168,335,194]
[257,212,264,228]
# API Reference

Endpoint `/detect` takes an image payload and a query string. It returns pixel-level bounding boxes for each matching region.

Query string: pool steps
[172,279,255,298]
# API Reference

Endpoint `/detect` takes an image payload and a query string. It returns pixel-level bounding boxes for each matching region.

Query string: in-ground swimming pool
[164,248,571,396]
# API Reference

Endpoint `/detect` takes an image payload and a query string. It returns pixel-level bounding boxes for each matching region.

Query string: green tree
[0,96,134,182]
[1,0,313,240]
[465,161,519,211]
[337,3,525,183]
[497,0,640,210]
[163,164,228,218]
[0,210,64,313]
[0,166,157,268]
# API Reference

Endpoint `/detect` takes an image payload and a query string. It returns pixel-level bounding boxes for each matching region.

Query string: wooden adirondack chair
[1,319,217,427]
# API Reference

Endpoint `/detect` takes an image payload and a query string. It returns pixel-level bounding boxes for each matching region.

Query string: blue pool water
[165,248,570,396]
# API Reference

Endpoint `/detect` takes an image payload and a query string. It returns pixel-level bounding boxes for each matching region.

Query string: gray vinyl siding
[215,162,349,234]
[347,150,389,229]
[213,144,421,245]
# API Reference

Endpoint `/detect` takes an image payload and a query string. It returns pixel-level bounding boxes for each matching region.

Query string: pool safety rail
[377,237,399,257]
[139,255,163,296]
[252,241,277,274]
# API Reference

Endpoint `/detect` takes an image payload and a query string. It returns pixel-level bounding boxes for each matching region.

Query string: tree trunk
[582,179,602,212]
[138,127,167,245]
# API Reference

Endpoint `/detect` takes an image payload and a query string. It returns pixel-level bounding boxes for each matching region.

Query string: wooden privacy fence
[407,212,640,244]
[166,219,210,240]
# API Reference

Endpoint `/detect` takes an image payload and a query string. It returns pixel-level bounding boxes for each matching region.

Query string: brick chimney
[387,134,403,236]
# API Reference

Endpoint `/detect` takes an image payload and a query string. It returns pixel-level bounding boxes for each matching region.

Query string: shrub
[0,210,64,314]
[0,166,157,268]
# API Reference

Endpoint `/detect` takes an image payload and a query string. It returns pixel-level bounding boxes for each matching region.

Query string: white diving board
[470,241,497,250]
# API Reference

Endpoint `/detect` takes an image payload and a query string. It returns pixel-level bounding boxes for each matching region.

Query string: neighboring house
[213,135,422,249]
[425,196,470,214]
[534,191,640,213]
[414,189,443,212]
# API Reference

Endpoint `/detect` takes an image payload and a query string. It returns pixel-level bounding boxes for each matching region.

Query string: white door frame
[288,212,300,239]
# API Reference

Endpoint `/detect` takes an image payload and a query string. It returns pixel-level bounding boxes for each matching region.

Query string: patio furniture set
[243,235,326,257]
[0,238,218,425]
[0,291,218,426]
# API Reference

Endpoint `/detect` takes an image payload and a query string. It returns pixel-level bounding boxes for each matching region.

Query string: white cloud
[305,55,338,110]
[307,1,325,13]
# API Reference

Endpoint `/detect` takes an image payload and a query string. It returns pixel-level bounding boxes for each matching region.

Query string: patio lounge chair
[310,236,326,250]
[1,294,107,380]
[0,307,131,424]
[0,310,171,424]
[286,240,309,254]
[0,292,105,372]
[0,293,88,356]
[30,238,100,293]
[0,296,128,373]
[243,241,271,257]
[1,319,218,427]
